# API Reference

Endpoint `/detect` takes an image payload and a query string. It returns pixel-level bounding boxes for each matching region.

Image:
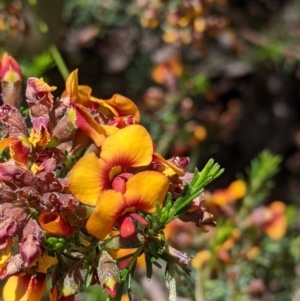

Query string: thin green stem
[49,44,69,80]
[195,269,204,301]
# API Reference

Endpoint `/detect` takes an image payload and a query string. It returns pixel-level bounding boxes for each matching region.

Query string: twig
[240,28,300,61]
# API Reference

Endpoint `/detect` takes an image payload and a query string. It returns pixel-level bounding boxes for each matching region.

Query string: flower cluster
[135,0,231,51]
[0,1,26,46]
[0,53,223,301]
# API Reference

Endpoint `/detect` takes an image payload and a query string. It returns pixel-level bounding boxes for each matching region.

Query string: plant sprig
[147,159,224,235]
[239,150,282,219]
[247,149,282,202]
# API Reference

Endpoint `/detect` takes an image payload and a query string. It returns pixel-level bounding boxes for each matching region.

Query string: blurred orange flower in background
[247,201,287,240]
[151,56,183,85]
[209,179,247,206]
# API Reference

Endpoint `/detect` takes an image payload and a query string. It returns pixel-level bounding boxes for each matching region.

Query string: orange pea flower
[210,179,247,206]
[69,124,169,239]
[3,273,46,301]
[69,124,154,206]
[151,56,183,85]
[60,70,140,146]
[263,201,287,240]
[247,201,287,240]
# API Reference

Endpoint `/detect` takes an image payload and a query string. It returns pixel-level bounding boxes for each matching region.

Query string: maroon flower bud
[25,77,55,114]
[20,235,41,267]
[40,193,78,210]
[0,180,17,203]
[71,130,92,154]
[179,205,216,232]
[53,99,68,122]
[33,157,57,174]
[0,104,27,138]
[0,219,16,250]
[0,161,34,186]
[172,156,189,169]
[34,172,63,193]
[34,148,66,165]
[57,260,88,297]
[20,218,44,267]
[0,204,27,249]
[52,112,77,143]
[61,205,86,231]
[180,172,194,185]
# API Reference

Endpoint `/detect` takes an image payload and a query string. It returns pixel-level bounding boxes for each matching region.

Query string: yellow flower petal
[124,171,169,213]
[36,252,58,273]
[100,125,153,168]
[78,85,92,103]
[153,152,184,176]
[0,245,12,265]
[105,94,140,123]
[90,96,119,116]
[121,294,130,301]
[66,70,79,103]
[68,152,104,206]
[74,103,106,147]
[3,275,29,301]
[102,125,120,135]
[86,190,126,239]
[0,137,15,150]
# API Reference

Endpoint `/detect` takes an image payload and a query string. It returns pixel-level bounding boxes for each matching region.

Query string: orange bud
[0,53,22,108]
[39,212,74,237]
[0,53,22,82]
